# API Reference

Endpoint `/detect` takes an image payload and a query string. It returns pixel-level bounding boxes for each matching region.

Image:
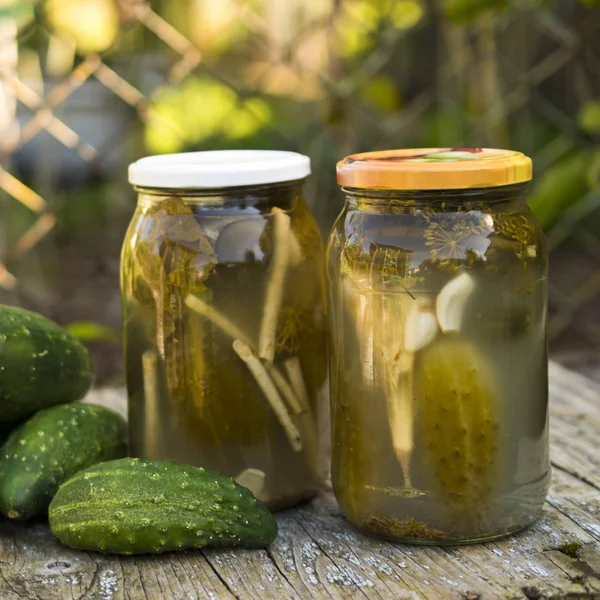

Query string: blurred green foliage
[0,0,37,20]
[336,0,423,56]
[2,0,599,281]
[0,0,597,362]
[578,102,600,136]
[528,153,592,229]
[146,77,272,154]
[443,0,510,24]
[444,0,597,22]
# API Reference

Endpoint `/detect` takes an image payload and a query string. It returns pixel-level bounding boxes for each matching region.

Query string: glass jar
[326,148,549,544]
[121,150,327,510]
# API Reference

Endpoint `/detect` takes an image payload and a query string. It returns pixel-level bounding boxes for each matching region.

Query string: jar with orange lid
[326,148,549,544]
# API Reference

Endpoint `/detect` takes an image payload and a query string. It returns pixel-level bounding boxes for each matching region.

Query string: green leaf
[443,0,509,23]
[423,106,467,147]
[578,0,599,7]
[65,321,121,343]
[578,101,600,135]
[359,75,401,113]
[527,152,591,229]
[0,0,37,20]
[588,150,600,189]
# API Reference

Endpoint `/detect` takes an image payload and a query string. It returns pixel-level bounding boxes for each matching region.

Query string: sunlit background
[0,0,599,382]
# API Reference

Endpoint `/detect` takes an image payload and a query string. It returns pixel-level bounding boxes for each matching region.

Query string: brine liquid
[327,202,550,543]
[121,192,327,510]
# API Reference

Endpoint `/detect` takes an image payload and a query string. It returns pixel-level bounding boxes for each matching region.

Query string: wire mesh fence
[0,0,599,377]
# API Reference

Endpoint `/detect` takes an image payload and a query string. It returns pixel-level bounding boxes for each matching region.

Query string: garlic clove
[436,272,476,333]
[404,298,438,352]
[215,218,266,262]
[234,468,266,497]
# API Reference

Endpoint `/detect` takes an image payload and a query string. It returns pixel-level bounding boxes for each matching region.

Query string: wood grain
[0,361,596,600]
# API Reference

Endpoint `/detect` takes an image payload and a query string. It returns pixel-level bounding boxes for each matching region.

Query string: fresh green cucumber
[49,458,278,554]
[0,305,94,421]
[0,403,127,520]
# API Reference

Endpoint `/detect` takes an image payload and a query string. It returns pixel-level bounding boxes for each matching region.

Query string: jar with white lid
[121,150,327,510]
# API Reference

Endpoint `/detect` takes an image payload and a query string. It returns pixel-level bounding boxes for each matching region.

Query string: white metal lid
[128,150,311,189]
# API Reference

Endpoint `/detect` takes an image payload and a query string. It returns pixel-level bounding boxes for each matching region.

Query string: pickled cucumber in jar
[122,151,327,510]
[328,149,550,543]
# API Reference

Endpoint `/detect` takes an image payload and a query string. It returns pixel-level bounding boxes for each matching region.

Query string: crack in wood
[0,568,31,600]
[294,516,379,599]
[200,550,242,600]
[264,544,304,599]
[133,561,151,600]
[76,560,99,600]
[551,462,600,493]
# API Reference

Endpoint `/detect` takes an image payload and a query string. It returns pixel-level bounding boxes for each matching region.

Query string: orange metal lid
[336,148,532,190]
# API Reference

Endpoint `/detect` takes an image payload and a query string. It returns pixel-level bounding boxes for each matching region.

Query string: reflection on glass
[121,186,327,510]
[327,186,549,543]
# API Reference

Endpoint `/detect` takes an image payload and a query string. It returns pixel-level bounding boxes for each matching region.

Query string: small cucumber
[49,458,278,555]
[0,403,127,520]
[415,335,499,509]
[0,305,94,421]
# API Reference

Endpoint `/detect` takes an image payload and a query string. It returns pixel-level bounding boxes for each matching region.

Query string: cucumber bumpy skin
[415,335,499,511]
[0,403,127,520]
[49,458,278,555]
[0,305,94,421]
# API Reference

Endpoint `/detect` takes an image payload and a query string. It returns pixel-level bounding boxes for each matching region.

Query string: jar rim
[133,179,305,197]
[129,150,310,189]
[337,148,532,191]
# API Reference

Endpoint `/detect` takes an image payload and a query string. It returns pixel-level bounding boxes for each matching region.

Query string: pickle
[332,389,371,522]
[415,335,499,510]
[122,190,326,510]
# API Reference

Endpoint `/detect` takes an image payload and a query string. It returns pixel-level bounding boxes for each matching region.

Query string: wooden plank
[0,520,235,600]
[0,473,598,600]
[0,360,595,600]
[549,361,600,490]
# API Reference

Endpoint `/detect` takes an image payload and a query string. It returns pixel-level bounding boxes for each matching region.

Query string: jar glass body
[326,183,549,543]
[121,182,327,510]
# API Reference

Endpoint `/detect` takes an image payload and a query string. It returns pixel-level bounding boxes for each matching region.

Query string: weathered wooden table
[0,361,599,600]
